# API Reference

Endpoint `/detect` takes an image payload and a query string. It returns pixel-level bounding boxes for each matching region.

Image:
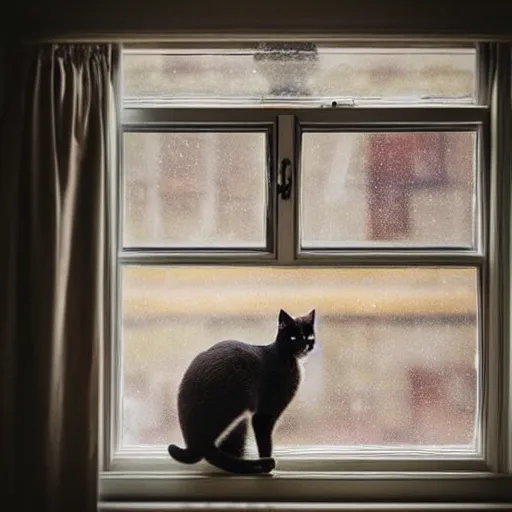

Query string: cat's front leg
[252,413,276,459]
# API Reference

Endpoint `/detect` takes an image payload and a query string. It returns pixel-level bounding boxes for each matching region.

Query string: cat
[168,308,316,474]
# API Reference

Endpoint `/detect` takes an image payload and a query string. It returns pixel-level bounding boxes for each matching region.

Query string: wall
[4,0,512,42]
[0,46,4,122]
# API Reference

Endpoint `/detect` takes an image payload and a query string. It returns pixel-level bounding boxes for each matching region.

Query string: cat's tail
[205,445,275,475]
[168,444,202,464]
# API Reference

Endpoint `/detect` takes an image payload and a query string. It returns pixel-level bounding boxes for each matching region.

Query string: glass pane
[123,132,267,247]
[301,131,476,248]
[121,266,479,450]
[123,46,476,106]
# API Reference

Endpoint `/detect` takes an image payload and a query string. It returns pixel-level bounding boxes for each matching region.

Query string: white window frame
[100,40,512,506]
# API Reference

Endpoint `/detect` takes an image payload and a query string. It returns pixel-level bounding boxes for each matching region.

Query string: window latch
[278,158,292,200]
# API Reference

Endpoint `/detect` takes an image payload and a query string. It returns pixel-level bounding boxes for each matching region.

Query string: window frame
[100,40,512,504]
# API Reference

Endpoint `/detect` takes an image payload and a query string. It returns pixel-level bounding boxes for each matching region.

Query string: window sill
[100,470,512,503]
[99,502,512,512]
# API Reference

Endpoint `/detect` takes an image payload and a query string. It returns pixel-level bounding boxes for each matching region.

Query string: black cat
[168,308,316,474]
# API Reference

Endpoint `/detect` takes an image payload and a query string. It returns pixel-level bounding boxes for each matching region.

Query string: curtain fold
[0,43,118,512]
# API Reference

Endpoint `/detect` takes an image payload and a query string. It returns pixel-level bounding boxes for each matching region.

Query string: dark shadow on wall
[3,0,512,42]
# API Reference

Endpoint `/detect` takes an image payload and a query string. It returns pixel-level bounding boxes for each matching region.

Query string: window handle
[278,158,292,200]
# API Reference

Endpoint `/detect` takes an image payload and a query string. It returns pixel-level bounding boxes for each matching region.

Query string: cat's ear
[304,309,316,325]
[278,309,294,328]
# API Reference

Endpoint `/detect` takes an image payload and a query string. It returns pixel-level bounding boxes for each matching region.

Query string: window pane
[123,132,267,248]
[121,266,479,451]
[123,47,476,105]
[301,131,476,248]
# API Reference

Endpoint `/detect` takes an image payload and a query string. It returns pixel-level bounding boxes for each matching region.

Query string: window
[101,42,512,503]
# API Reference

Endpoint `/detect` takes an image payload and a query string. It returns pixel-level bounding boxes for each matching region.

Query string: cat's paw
[257,457,276,473]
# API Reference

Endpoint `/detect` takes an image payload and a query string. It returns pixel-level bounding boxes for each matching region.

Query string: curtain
[0,43,118,512]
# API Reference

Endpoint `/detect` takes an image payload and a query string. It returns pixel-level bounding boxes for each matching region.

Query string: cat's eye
[290,336,297,341]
